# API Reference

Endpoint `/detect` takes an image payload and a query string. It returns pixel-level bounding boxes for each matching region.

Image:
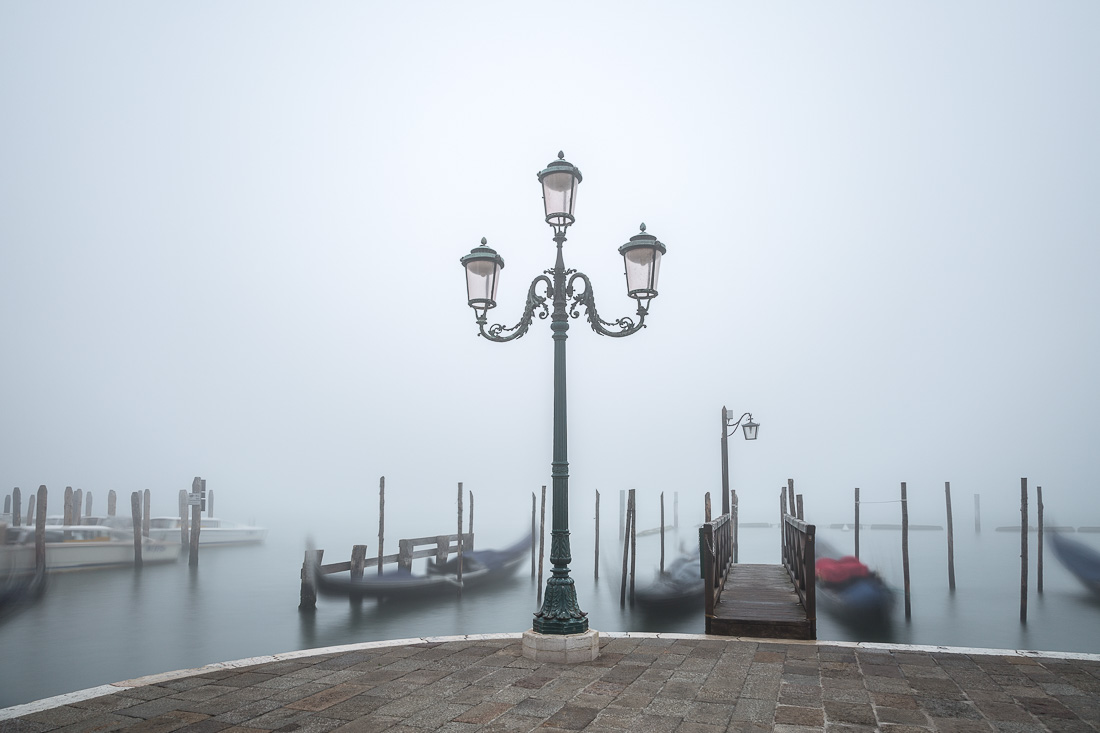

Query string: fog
[3,3,1098,549]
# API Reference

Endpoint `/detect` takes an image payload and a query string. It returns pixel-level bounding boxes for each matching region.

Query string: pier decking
[4,633,1099,732]
[707,563,815,639]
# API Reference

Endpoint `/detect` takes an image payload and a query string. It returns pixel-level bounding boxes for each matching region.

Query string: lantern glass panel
[465,258,500,307]
[742,420,759,441]
[541,170,577,226]
[624,246,662,297]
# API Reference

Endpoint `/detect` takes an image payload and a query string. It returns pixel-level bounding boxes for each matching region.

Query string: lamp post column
[534,234,588,635]
[721,406,731,516]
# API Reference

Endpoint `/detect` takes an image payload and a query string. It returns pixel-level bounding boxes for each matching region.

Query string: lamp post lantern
[461,152,666,640]
[720,407,759,516]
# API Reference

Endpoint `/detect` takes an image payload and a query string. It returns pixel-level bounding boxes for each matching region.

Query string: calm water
[2,523,1099,709]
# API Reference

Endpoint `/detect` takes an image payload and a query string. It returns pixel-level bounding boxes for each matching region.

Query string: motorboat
[3,525,181,572]
[146,517,267,546]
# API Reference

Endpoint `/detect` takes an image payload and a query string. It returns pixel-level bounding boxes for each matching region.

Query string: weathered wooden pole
[178,490,188,545]
[620,489,636,607]
[11,487,20,527]
[351,545,366,579]
[674,491,679,529]
[974,493,981,533]
[537,485,546,606]
[1020,477,1028,623]
[143,488,151,537]
[189,477,201,567]
[377,476,385,576]
[944,482,956,590]
[704,491,712,523]
[901,482,911,619]
[64,486,73,526]
[787,479,796,521]
[594,490,600,581]
[619,490,632,607]
[1037,485,1044,594]
[468,489,474,535]
[456,482,464,590]
[299,548,322,610]
[208,489,214,518]
[732,489,739,564]
[780,487,787,560]
[72,489,82,525]
[659,491,666,575]
[796,494,804,521]
[108,489,116,516]
[3,495,9,515]
[35,486,47,575]
[629,489,636,603]
[531,492,537,579]
[26,494,35,525]
[619,489,626,541]
[854,487,860,559]
[85,491,92,518]
[130,491,143,568]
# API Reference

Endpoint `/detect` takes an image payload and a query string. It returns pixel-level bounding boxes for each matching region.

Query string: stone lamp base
[521,629,600,663]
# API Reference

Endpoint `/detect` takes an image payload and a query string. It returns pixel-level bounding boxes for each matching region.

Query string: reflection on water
[2,525,1100,708]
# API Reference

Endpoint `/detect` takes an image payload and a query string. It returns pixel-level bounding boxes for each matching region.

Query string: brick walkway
[2,633,1099,732]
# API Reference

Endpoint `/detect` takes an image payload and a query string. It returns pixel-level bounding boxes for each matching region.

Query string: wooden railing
[781,513,816,636]
[700,513,732,618]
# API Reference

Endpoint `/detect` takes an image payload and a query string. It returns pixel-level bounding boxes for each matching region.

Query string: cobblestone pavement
[3,633,1099,732]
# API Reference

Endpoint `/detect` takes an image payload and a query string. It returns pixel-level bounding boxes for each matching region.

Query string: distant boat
[2,525,181,572]
[146,517,267,546]
[1048,532,1100,596]
[315,532,529,600]
[815,541,895,625]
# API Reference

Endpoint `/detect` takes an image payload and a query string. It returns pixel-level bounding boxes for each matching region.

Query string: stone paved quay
[3,633,1100,733]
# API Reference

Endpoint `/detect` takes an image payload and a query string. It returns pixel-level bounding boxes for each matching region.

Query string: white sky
[2,2,1098,537]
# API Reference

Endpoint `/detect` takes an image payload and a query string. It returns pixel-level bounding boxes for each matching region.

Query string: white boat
[3,526,181,572]
[147,517,267,546]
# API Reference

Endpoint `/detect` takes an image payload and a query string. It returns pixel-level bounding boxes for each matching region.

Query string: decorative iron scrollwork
[476,274,553,342]
[566,271,647,338]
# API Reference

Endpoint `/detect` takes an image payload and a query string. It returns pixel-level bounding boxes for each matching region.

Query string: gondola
[633,552,701,611]
[314,531,530,600]
[815,541,895,625]
[1048,531,1100,596]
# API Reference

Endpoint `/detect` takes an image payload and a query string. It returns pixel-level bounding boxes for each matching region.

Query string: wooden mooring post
[26,493,35,526]
[11,487,20,527]
[456,483,464,589]
[594,490,600,581]
[1037,485,1044,594]
[130,491,143,568]
[35,486,47,575]
[732,489,739,563]
[178,490,189,546]
[619,488,636,607]
[537,485,546,606]
[531,492,537,579]
[143,488,151,537]
[108,489,116,516]
[974,493,981,533]
[946,481,956,591]
[854,487,860,559]
[659,491,665,574]
[901,482,911,619]
[1020,477,1028,623]
[299,548,323,610]
[189,477,202,567]
[377,476,385,576]
[64,486,73,527]
[73,489,82,525]
[85,491,92,518]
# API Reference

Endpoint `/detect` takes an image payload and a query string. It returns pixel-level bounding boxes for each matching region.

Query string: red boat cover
[816,556,870,583]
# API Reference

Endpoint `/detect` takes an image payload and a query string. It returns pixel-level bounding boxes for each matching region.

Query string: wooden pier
[702,498,816,639]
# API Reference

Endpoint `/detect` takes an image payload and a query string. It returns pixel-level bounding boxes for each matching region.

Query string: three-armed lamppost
[460,152,667,640]
[720,407,759,515]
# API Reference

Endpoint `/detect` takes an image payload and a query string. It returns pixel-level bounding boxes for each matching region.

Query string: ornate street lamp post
[720,407,759,516]
[461,152,667,640]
